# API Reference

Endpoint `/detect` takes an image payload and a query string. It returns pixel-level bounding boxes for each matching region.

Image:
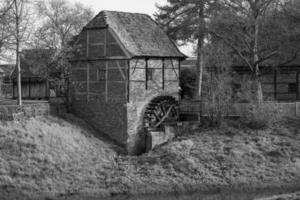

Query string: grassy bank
[256,191,300,200]
[0,115,300,199]
[0,115,118,199]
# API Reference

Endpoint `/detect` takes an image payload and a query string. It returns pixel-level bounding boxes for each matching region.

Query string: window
[288,83,297,93]
[147,68,155,81]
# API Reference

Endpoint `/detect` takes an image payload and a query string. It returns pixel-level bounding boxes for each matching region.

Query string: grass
[0,114,118,199]
[0,115,300,199]
[255,191,300,200]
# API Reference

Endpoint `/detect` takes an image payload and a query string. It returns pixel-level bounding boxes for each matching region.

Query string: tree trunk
[196,0,205,100]
[14,0,22,106]
[16,49,22,105]
[257,79,263,103]
[196,41,204,99]
[196,1,206,121]
[253,15,263,103]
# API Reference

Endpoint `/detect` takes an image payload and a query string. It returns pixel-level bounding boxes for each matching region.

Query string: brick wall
[70,59,128,146]
[71,58,181,154]
[74,28,125,59]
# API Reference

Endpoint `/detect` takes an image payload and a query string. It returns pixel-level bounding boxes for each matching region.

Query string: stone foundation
[145,126,176,152]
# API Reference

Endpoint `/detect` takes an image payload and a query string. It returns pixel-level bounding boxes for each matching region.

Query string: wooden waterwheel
[143,96,179,131]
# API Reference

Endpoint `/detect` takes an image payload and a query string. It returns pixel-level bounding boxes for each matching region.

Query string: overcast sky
[0,0,193,64]
[71,0,167,17]
[69,0,194,56]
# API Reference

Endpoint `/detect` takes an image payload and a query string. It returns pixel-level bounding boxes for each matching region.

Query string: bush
[240,102,283,129]
[233,75,258,103]
[202,71,234,127]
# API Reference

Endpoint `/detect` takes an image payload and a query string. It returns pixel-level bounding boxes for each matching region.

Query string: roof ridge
[102,10,150,17]
[85,11,108,28]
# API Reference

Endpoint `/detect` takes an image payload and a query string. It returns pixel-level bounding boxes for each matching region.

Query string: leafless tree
[210,0,300,103]
[10,0,32,105]
[31,0,93,105]
[0,0,14,59]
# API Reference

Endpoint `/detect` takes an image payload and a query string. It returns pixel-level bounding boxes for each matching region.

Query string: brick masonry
[127,58,179,154]
[70,58,180,154]
[70,59,128,146]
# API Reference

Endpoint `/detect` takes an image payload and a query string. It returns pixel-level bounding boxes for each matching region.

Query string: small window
[147,68,155,81]
[288,83,297,93]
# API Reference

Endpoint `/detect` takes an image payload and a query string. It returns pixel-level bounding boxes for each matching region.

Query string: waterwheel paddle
[143,96,179,131]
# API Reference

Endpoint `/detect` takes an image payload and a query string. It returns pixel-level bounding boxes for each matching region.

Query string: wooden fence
[179,100,300,121]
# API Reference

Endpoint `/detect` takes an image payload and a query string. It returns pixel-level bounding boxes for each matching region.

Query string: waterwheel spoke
[143,96,178,130]
[152,112,161,122]
[154,105,175,128]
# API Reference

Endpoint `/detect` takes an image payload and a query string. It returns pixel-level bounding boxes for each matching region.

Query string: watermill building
[69,10,186,154]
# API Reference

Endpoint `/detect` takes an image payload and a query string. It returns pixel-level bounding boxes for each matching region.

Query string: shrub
[233,75,258,103]
[202,71,234,127]
[240,102,283,129]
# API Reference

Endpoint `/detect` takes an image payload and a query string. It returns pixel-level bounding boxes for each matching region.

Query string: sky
[69,0,194,56]
[0,0,193,64]
[71,0,167,17]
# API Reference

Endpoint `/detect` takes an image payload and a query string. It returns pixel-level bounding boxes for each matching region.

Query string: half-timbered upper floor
[70,10,186,61]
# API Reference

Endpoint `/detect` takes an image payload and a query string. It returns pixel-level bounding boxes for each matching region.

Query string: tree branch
[254,50,278,66]
[210,31,254,71]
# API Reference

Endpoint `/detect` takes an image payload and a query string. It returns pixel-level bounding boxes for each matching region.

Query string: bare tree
[0,0,14,59]
[31,0,93,105]
[210,0,299,103]
[34,0,93,50]
[9,0,32,105]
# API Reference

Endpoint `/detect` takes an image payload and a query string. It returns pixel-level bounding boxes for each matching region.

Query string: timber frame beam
[145,57,149,90]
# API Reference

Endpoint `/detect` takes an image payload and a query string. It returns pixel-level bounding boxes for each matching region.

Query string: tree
[9,0,31,105]
[209,0,300,103]
[32,0,93,101]
[155,0,218,100]
[278,0,300,63]
[283,0,300,22]
[201,42,234,126]
[34,0,93,50]
[0,0,14,60]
